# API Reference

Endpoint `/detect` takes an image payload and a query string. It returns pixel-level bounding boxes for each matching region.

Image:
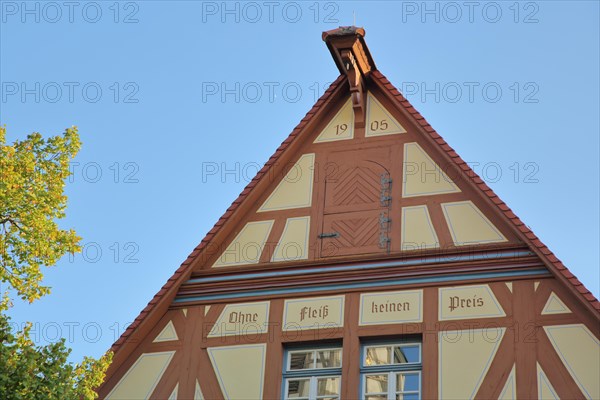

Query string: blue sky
[1,1,598,362]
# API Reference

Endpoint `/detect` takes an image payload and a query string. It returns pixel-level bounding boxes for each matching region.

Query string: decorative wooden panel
[320,209,383,257]
[323,149,390,214]
[320,148,391,258]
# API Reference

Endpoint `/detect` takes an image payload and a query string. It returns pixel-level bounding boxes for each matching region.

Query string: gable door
[320,148,392,258]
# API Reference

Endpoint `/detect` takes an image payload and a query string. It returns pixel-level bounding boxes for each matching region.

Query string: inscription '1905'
[448,295,484,312]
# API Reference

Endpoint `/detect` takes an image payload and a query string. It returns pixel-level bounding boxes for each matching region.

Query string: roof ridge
[370,70,600,313]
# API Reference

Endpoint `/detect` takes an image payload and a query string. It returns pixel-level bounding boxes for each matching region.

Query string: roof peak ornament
[322,26,376,129]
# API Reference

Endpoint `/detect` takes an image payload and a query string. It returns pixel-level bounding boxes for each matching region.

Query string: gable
[201,83,518,270]
[100,28,599,396]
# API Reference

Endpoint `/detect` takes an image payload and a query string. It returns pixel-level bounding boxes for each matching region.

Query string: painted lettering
[299,305,329,322]
[228,311,259,324]
[371,300,411,313]
[448,295,485,312]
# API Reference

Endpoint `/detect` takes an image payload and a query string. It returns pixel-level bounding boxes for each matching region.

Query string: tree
[0,126,81,302]
[0,297,112,400]
[0,126,111,399]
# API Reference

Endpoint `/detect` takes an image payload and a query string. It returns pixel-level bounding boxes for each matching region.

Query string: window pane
[396,373,420,392]
[393,345,420,364]
[317,350,342,368]
[365,346,391,366]
[287,379,310,398]
[365,374,388,394]
[317,377,340,395]
[289,351,314,370]
[396,394,419,400]
[366,396,388,400]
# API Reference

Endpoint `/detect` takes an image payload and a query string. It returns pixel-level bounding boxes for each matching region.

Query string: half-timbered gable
[98,27,600,400]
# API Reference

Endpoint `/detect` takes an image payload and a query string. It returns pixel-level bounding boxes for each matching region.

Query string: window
[283,346,342,400]
[361,341,421,400]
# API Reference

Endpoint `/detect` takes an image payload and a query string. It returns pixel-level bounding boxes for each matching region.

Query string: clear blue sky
[1,1,598,363]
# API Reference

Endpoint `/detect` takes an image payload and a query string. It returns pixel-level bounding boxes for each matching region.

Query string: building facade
[97,27,600,400]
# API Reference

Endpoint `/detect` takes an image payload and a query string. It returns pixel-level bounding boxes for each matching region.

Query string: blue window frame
[282,344,343,400]
[361,340,422,400]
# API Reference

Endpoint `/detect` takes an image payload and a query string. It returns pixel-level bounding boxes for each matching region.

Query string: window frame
[360,340,422,400]
[282,344,343,400]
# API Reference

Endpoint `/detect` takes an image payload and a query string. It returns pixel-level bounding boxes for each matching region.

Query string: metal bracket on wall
[318,232,340,239]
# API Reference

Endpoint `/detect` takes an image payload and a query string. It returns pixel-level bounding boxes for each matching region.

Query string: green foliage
[0,126,112,398]
[0,297,112,400]
[0,126,82,302]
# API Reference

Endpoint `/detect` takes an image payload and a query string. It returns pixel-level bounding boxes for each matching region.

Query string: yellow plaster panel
[205,305,211,315]
[537,363,559,400]
[272,216,310,262]
[505,282,513,293]
[366,92,407,137]
[313,99,354,143]
[498,365,516,400]
[212,220,274,267]
[208,344,266,400]
[106,351,175,400]
[541,292,572,315]
[359,290,423,325]
[182,308,187,317]
[442,201,507,246]
[208,301,270,338]
[168,384,178,400]
[283,295,345,331]
[257,154,315,212]
[544,324,600,399]
[401,205,439,250]
[439,327,505,399]
[153,320,178,343]
[402,142,460,197]
[439,284,506,321]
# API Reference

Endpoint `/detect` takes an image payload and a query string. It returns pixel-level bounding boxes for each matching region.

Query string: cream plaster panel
[442,201,507,246]
[212,220,274,267]
[106,351,175,400]
[272,216,310,262]
[168,384,178,400]
[439,328,506,399]
[195,380,204,400]
[283,295,345,331]
[498,365,516,400]
[439,284,506,320]
[544,324,600,399]
[208,344,267,400]
[401,205,439,250]
[366,92,406,137]
[208,301,270,338]
[541,292,572,315]
[359,290,423,325]
[258,153,315,212]
[537,363,559,400]
[402,142,460,197]
[153,320,178,343]
[313,99,354,143]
